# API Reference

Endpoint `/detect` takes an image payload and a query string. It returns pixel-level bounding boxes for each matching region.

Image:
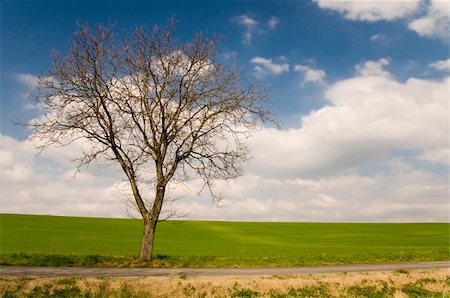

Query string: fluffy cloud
[2,130,447,222]
[248,59,448,180]
[429,58,450,72]
[250,56,289,78]
[233,14,280,44]
[314,0,450,42]
[268,16,279,29]
[370,33,386,42]
[233,14,259,44]
[234,14,258,27]
[16,73,39,87]
[408,0,450,42]
[294,64,326,85]
[355,58,391,76]
[418,148,449,165]
[169,166,447,222]
[0,135,126,217]
[2,60,448,222]
[314,0,420,21]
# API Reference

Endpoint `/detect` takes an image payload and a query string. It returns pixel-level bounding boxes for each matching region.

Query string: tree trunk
[139,183,165,261]
[140,214,157,261]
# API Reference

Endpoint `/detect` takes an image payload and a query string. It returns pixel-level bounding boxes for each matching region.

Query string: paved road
[0,261,448,277]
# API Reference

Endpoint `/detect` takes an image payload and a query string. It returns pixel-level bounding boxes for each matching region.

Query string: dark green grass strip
[1,214,448,267]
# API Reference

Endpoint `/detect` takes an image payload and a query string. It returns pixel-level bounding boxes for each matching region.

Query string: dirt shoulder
[1,268,449,297]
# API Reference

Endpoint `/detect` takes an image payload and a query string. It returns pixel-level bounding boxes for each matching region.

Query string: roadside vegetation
[0,269,448,297]
[1,214,449,268]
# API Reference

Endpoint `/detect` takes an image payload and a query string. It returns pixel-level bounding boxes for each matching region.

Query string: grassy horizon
[0,213,449,267]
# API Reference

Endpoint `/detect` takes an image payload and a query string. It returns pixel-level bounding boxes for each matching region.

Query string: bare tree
[26,20,272,261]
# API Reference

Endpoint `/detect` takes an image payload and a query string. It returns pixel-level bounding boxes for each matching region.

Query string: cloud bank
[314,0,450,42]
[249,59,447,178]
[429,58,450,72]
[1,59,448,222]
[408,0,450,41]
[314,0,420,22]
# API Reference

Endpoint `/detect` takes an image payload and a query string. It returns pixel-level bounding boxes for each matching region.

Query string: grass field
[0,214,449,267]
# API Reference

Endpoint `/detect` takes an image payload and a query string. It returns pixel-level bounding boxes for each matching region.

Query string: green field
[0,214,449,267]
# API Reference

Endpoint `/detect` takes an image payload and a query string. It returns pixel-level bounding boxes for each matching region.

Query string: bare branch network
[26,20,273,260]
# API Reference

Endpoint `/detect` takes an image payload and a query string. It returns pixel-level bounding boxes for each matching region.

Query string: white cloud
[248,61,448,180]
[355,58,391,77]
[16,73,39,87]
[15,73,40,102]
[242,32,253,44]
[429,58,450,72]
[294,64,326,85]
[370,33,386,42]
[314,0,449,42]
[0,134,126,218]
[2,60,448,222]
[173,61,448,222]
[171,169,447,222]
[233,15,281,44]
[233,14,259,44]
[408,0,450,42]
[268,16,280,29]
[235,14,259,27]
[418,148,449,165]
[314,0,420,22]
[2,134,446,221]
[250,56,289,78]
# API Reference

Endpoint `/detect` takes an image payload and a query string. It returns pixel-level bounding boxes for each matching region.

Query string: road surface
[0,261,448,277]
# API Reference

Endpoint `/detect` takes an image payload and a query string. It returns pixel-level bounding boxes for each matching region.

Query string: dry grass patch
[0,268,448,297]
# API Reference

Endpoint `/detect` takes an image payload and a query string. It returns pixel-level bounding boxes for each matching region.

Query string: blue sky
[1,0,449,221]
